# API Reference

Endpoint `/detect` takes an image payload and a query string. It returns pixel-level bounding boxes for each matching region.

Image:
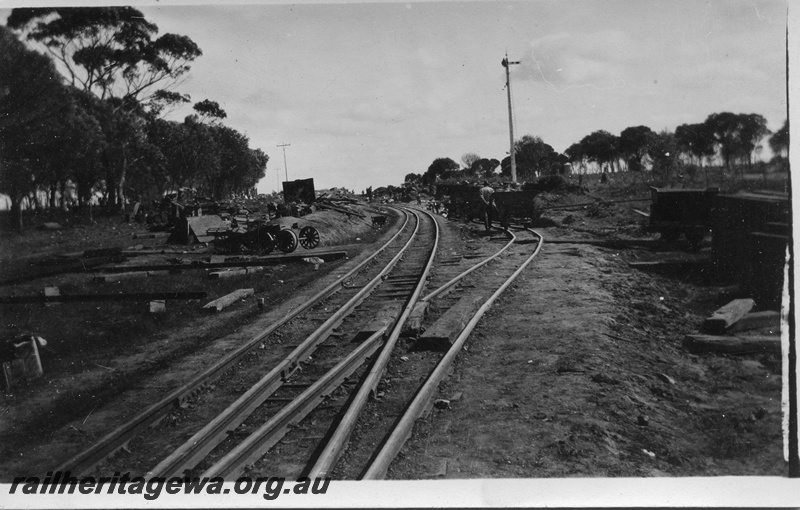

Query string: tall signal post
[277,143,291,182]
[502,53,520,183]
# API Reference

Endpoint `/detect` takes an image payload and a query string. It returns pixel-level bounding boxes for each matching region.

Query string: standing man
[479,181,495,232]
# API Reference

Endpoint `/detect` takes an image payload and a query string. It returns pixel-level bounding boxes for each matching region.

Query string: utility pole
[502,53,520,183]
[277,143,291,182]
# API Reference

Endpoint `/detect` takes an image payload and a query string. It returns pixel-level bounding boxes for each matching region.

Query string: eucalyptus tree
[8,7,203,210]
[0,25,71,230]
[618,125,656,172]
[404,173,422,185]
[703,112,770,174]
[580,130,620,173]
[509,135,560,179]
[7,7,202,107]
[647,130,678,184]
[461,153,481,175]
[209,124,260,199]
[472,158,500,178]
[423,158,459,184]
[674,123,716,167]
[193,99,228,123]
[737,113,770,167]
[769,119,789,159]
[565,142,588,174]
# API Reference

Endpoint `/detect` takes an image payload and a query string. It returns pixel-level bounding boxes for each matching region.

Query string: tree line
[0,8,268,231]
[413,112,788,187]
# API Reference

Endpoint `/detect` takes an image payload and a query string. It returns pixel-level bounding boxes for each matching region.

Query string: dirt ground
[0,177,790,480]
[389,223,784,478]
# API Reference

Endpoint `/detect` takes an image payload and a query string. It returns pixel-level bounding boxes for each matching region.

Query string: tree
[471,158,500,178]
[675,123,716,167]
[737,113,770,167]
[509,135,561,179]
[88,98,150,210]
[0,25,70,230]
[704,112,770,173]
[618,125,656,172]
[146,89,191,117]
[193,99,227,123]
[647,130,678,183]
[208,124,265,199]
[769,119,789,158]
[423,157,459,184]
[580,130,620,173]
[404,173,422,185]
[8,7,203,108]
[565,142,588,174]
[179,115,219,194]
[703,112,741,169]
[461,153,480,173]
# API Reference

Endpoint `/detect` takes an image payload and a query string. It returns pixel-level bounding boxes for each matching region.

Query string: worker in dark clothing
[479,181,495,232]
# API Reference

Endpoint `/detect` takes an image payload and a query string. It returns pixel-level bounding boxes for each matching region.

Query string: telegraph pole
[502,53,520,183]
[277,143,291,182]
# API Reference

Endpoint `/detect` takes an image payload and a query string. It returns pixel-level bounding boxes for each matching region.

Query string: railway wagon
[648,186,720,247]
[493,190,539,227]
[435,183,538,226]
[711,191,789,308]
[435,183,482,221]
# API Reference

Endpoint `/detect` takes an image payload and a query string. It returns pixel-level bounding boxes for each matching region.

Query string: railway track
[55,207,544,480]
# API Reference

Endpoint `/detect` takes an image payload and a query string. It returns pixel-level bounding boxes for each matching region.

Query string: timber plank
[417,292,487,352]
[202,289,255,312]
[702,298,756,334]
[728,310,781,333]
[682,334,781,355]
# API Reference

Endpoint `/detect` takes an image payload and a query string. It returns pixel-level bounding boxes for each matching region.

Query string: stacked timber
[682,298,781,355]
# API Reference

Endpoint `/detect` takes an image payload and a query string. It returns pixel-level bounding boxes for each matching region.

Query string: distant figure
[479,181,495,232]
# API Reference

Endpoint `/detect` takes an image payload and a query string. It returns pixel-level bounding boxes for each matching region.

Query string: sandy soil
[389,222,784,478]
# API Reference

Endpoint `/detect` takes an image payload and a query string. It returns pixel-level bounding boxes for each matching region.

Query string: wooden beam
[728,310,781,333]
[403,301,429,335]
[682,334,781,355]
[417,293,487,352]
[91,251,348,274]
[701,298,756,334]
[0,292,207,304]
[209,268,248,279]
[203,289,255,312]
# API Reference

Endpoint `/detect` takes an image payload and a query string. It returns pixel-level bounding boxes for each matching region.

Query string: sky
[0,0,790,194]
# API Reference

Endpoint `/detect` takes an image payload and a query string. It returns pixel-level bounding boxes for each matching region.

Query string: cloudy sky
[2,0,790,193]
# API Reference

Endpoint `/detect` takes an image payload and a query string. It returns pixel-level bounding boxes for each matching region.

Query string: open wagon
[493,190,539,227]
[647,186,719,248]
[208,221,321,255]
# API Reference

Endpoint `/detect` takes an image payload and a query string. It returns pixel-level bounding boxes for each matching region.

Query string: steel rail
[200,326,389,479]
[55,208,411,476]
[420,226,515,304]
[362,228,544,479]
[147,210,426,478]
[307,208,440,479]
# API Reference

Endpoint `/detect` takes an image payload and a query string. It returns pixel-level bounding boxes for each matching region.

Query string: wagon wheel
[298,226,320,249]
[275,229,299,253]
